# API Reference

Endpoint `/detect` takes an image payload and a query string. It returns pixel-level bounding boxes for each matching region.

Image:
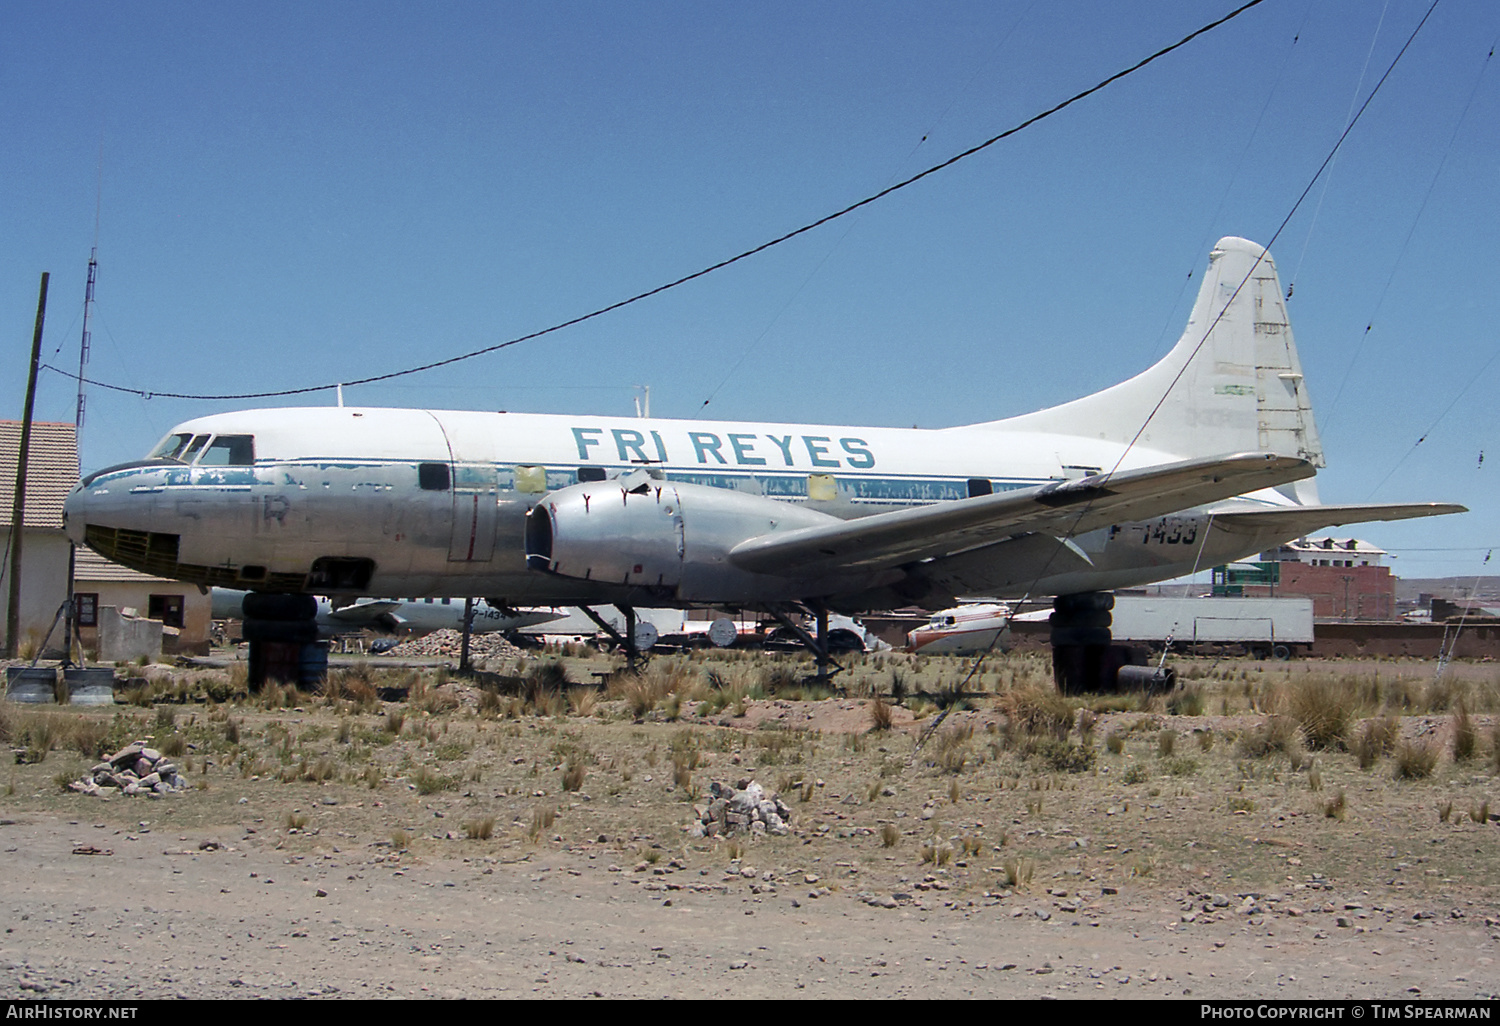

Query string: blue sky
[4,0,1497,579]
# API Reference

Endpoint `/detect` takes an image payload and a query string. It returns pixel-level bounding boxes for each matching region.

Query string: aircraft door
[430,414,499,563]
[449,462,499,562]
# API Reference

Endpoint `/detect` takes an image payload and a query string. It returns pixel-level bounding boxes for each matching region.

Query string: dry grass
[1237,715,1301,760]
[527,805,556,842]
[463,816,496,840]
[1286,675,1361,751]
[1394,738,1439,780]
[1452,701,1476,762]
[1353,716,1399,769]
[998,682,1073,742]
[869,695,894,732]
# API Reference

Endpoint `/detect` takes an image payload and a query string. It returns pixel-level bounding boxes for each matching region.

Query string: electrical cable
[39,0,1268,404]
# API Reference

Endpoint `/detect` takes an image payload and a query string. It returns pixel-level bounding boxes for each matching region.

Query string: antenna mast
[76,146,102,434]
[75,247,96,431]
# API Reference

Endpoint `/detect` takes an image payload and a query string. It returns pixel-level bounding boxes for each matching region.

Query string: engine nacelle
[525,473,845,601]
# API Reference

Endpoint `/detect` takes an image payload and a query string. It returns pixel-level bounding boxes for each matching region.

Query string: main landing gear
[1049,591,1174,695]
[240,593,327,688]
[577,605,656,674]
[763,602,845,687]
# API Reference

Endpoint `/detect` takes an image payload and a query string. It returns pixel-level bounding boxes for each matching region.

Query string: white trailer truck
[1110,595,1315,659]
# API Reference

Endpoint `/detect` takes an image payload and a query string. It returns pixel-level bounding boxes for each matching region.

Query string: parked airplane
[210,589,563,640]
[906,603,1014,656]
[63,239,1462,655]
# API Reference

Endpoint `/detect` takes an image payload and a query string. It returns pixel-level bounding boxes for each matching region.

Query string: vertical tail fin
[992,237,1324,469]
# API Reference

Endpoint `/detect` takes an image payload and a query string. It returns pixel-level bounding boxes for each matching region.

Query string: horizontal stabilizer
[324,600,404,624]
[729,452,1314,578]
[1211,503,1467,538]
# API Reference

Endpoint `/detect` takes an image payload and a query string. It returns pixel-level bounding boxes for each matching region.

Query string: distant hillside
[1395,577,1500,603]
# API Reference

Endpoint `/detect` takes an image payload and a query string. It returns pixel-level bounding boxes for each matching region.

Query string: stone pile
[68,742,190,797]
[381,630,524,661]
[688,780,792,838]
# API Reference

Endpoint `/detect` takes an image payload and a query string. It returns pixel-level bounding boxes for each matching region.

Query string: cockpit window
[181,435,210,462]
[148,433,196,461]
[199,435,255,466]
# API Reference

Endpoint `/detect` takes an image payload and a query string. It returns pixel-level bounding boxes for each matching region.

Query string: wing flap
[728,452,1314,577]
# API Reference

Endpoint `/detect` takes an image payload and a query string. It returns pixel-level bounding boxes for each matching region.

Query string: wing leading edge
[728,452,1315,578]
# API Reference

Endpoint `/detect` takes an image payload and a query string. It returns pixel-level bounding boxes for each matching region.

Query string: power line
[39,0,1268,404]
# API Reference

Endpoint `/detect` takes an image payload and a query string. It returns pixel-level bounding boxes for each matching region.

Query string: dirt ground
[3,651,1499,1000]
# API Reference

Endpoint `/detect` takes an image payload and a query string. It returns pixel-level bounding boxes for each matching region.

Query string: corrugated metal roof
[0,421,79,531]
[74,547,188,585]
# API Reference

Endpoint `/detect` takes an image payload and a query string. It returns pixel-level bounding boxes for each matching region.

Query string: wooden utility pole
[6,272,49,657]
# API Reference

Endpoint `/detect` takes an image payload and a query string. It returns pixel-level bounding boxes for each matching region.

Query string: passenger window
[577,467,607,483]
[198,435,255,466]
[419,463,451,491]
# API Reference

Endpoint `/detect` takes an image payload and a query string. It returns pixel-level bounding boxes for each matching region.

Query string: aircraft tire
[1049,626,1113,647]
[242,593,318,622]
[242,617,320,644]
[1047,609,1112,630]
[1053,592,1115,615]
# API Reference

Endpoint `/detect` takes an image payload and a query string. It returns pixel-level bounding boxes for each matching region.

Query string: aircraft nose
[62,484,87,545]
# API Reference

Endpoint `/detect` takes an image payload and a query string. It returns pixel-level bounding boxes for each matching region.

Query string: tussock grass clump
[1034,737,1096,773]
[1161,755,1198,777]
[869,695,894,732]
[384,709,406,736]
[324,665,378,709]
[70,718,110,759]
[1105,731,1125,756]
[567,687,599,718]
[1287,675,1360,750]
[285,811,309,830]
[1157,729,1176,757]
[999,857,1034,889]
[1470,799,1491,825]
[463,816,496,840]
[413,767,456,795]
[390,829,410,851]
[1452,701,1476,762]
[561,757,586,792]
[1353,716,1399,769]
[527,805,556,842]
[1076,708,1097,744]
[477,688,504,718]
[1166,684,1204,717]
[1394,738,1438,780]
[1237,715,1301,759]
[411,679,460,716]
[1324,789,1348,820]
[880,823,899,848]
[931,722,973,774]
[999,682,1073,743]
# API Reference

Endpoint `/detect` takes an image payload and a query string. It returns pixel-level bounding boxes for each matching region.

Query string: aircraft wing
[728,452,1314,577]
[324,600,405,625]
[1210,503,1467,537]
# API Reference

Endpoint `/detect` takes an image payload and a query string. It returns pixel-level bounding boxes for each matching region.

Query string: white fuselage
[63,404,1293,609]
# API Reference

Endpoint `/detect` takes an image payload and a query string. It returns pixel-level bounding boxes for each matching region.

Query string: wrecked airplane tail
[991,236,1325,477]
